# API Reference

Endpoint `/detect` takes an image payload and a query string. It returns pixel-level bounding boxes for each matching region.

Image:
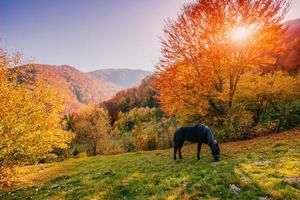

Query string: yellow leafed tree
[73,104,111,156]
[0,49,73,185]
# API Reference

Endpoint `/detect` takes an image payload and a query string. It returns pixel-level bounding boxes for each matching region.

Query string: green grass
[1,130,300,200]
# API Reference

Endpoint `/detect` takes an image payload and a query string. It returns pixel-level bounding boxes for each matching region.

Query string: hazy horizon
[29,63,154,73]
[1,0,300,72]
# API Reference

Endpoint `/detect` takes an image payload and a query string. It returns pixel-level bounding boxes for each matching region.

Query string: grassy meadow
[1,129,299,200]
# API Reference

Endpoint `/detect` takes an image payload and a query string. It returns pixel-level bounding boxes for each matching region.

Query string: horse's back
[184,126,206,142]
[174,125,208,143]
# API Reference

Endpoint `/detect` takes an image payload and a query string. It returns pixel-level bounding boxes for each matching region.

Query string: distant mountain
[279,18,300,71]
[285,18,300,36]
[18,65,152,113]
[88,68,152,90]
[22,64,116,113]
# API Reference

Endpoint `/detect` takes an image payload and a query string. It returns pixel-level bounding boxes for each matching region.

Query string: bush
[274,101,300,130]
[250,122,278,138]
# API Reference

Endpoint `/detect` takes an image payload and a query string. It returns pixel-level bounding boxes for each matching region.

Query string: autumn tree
[155,0,291,125]
[73,104,111,156]
[0,49,73,185]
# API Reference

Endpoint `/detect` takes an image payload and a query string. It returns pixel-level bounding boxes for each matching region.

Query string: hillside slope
[24,64,116,113]
[285,18,300,36]
[88,68,152,90]
[1,129,299,199]
[279,18,300,71]
[103,75,158,122]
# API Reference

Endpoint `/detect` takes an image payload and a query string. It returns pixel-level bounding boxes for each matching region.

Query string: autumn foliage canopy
[155,0,291,119]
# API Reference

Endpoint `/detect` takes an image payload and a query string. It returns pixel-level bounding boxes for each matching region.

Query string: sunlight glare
[231,26,249,42]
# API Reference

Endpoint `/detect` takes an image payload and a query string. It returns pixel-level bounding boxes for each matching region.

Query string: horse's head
[212,142,220,161]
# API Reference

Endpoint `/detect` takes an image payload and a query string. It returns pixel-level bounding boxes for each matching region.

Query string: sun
[231,26,249,42]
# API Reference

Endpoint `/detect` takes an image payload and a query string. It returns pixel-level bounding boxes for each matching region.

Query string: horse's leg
[174,146,177,160]
[197,143,202,160]
[179,145,183,159]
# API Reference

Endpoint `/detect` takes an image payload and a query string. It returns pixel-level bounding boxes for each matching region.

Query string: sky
[0,0,300,72]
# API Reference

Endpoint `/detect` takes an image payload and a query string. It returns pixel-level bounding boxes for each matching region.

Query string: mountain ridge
[88,68,152,89]
[22,64,116,113]
[21,64,152,113]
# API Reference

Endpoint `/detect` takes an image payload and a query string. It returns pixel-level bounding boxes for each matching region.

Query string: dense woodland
[1,0,300,188]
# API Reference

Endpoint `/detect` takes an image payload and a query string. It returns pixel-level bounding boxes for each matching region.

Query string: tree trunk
[227,74,240,127]
[93,143,97,156]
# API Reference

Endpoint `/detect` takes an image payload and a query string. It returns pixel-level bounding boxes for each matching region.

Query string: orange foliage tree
[155,0,291,123]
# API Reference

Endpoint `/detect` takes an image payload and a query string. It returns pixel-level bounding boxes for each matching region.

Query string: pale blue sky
[0,0,299,71]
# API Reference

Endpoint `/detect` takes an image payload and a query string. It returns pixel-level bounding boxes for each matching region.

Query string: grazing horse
[173,124,220,161]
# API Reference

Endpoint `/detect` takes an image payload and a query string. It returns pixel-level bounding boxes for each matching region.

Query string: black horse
[173,124,220,161]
